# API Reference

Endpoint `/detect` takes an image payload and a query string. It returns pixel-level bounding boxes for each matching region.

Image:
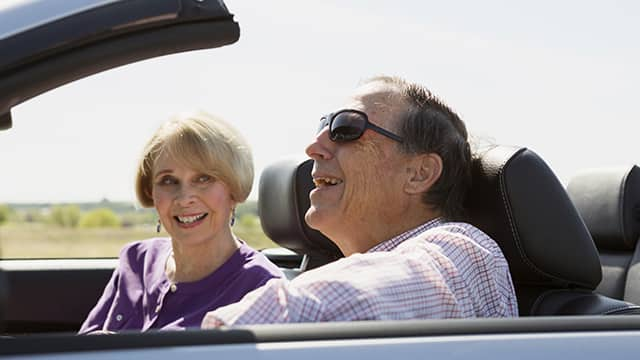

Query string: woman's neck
[166,232,240,283]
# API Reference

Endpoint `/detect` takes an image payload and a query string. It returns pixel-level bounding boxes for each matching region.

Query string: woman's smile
[174,212,208,228]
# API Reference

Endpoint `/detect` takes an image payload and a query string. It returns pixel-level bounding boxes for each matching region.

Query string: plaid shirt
[201,218,518,328]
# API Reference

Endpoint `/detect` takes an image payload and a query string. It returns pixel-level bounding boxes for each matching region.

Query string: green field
[0,222,278,259]
[0,201,279,259]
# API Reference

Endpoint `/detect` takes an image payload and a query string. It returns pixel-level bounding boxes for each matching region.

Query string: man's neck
[339,209,441,256]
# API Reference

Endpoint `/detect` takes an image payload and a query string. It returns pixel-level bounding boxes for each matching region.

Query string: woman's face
[151,152,235,247]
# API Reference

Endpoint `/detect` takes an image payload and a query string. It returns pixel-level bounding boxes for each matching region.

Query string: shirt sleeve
[78,268,119,334]
[202,277,319,327]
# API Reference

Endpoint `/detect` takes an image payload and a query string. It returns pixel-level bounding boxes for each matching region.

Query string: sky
[1,0,639,203]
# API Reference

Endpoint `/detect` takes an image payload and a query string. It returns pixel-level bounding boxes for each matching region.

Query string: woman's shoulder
[236,242,284,279]
[117,237,171,267]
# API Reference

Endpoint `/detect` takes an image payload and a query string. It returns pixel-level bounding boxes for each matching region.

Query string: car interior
[463,145,640,315]
[567,165,640,305]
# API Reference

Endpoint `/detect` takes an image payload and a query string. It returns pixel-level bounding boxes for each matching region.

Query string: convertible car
[1,0,640,358]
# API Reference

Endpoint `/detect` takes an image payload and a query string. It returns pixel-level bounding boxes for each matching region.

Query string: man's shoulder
[404,221,501,256]
[294,246,415,287]
[425,221,490,239]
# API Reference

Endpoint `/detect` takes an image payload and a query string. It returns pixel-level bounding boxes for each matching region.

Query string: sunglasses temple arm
[368,123,404,143]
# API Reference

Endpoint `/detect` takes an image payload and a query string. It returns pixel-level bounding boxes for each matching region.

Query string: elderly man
[202,76,518,328]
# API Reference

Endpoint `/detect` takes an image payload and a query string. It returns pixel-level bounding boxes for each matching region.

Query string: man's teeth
[313,177,343,187]
[176,213,206,224]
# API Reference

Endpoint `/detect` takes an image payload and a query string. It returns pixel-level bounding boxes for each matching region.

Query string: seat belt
[624,239,640,305]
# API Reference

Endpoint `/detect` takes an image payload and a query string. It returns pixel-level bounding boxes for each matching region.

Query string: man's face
[304,81,410,253]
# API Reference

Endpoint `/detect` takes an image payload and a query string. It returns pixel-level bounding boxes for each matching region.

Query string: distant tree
[78,208,122,228]
[238,213,260,228]
[49,205,81,228]
[0,204,11,225]
[24,208,46,223]
[120,210,156,228]
[236,200,259,218]
[233,213,275,250]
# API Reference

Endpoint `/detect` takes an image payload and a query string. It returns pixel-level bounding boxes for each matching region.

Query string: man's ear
[404,153,443,195]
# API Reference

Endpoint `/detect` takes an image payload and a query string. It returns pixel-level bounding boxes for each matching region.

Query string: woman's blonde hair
[135,112,254,207]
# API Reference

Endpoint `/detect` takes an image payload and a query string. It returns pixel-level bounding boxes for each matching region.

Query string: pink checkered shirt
[201,218,518,328]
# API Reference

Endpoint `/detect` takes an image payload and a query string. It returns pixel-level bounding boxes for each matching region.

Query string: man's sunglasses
[318,109,404,143]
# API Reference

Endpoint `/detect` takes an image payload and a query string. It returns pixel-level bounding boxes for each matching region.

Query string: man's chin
[304,206,326,232]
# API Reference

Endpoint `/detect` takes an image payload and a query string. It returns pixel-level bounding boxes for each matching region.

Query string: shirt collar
[367,217,444,253]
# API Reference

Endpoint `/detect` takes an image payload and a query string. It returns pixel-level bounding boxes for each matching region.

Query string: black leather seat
[567,165,640,304]
[464,145,640,315]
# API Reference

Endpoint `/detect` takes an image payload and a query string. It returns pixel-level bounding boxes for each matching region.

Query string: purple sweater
[79,238,283,333]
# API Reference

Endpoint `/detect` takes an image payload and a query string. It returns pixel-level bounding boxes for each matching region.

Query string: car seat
[566,165,640,305]
[464,145,640,315]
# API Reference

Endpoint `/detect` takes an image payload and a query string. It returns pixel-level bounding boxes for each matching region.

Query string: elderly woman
[79,112,283,333]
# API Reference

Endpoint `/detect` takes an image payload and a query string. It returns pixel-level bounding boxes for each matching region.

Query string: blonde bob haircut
[135,112,254,207]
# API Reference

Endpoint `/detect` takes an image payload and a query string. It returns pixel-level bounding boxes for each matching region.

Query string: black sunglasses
[318,109,404,143]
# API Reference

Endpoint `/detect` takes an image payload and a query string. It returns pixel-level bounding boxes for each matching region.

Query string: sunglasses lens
[330,112,366,141]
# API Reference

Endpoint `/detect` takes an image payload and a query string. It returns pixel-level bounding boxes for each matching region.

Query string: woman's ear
[145,185,154,205]
[404,153,443,195]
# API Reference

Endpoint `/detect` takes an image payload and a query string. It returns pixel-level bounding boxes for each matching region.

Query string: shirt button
[115,314,123,322]
[170,284,178,293]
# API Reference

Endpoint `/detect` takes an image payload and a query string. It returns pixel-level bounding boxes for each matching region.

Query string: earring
[230,208,236,226]
[156,219,161,233]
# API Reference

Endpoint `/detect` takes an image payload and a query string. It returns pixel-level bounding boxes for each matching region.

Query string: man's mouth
[174,213,208,224]
[313,176,343,188]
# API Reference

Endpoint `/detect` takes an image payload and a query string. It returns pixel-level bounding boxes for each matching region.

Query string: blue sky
[1,0,639,203]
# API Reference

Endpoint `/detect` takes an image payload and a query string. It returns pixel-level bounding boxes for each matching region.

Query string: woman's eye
[196,175,212,183]
[157,176,177,186]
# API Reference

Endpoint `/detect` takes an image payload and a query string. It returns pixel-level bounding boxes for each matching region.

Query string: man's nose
[305,126,334,160]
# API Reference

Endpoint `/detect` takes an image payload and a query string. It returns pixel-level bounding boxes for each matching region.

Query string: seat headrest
[464,145,602,289]
[258,157,343,263]
[566,165,640,251]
